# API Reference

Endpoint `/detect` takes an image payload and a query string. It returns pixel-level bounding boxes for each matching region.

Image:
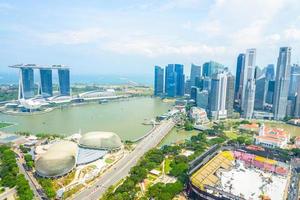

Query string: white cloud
[104,36,225,58]
[158,0,206,11]
[37,28,107,45]
[265,34,281,44]
[284,28,300,40]
[196,20,221,36]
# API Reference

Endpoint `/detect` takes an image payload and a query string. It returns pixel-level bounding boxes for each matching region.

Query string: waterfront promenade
[73,119,175,200]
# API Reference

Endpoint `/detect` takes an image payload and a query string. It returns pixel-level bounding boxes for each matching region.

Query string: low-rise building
[189,107,209,125]
[295,136,300,148]
[255,124,290,148]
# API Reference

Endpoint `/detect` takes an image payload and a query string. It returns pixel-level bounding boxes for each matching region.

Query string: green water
[0,97,172,141]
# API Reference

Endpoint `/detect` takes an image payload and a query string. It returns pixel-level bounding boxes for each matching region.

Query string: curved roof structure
[79,131,122,150]
[35,141,78,178]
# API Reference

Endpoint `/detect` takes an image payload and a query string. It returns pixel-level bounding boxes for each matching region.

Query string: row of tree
[0,145,34,200]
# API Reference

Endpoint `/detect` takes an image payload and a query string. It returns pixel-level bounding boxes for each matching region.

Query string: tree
[184,120,194,131]
[16,174,34,200]
[38,178,56,199]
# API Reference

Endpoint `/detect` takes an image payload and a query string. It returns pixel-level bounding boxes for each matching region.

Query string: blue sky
[1,0,300,76]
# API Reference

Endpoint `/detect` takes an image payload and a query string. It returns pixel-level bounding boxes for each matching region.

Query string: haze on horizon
[1,0,300,76]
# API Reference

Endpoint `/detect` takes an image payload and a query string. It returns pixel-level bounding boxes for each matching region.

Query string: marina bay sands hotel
[9,64,70,100]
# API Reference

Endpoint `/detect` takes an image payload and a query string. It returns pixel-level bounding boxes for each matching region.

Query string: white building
[208,72,228,120]
[241,48,256,119]
[255,124,290,148]
[189,107,209,125]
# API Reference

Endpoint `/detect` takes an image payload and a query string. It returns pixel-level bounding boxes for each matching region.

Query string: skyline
[1,0,300,76]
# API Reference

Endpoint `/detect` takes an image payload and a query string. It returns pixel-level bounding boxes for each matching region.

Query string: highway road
[73,119,175,200]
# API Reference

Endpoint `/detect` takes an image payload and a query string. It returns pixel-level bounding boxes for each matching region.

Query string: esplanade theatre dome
[79,131,122,150]
[35,141,78,178]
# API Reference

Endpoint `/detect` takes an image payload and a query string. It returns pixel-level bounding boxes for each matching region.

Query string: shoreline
[0,95,151,116]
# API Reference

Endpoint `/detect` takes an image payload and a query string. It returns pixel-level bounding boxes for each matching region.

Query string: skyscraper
[195,76,211,91]
[241,48,256,119]
[40,69,53,97]
[202,61,224,78]
[58,68,70,96]
[154,66,164,96]
[295,86,300,118]
[197,90,209,109]
[266,80,275,105]
[190,63,202,89]
[185,79,191,95]
[254,75,268,110]
[174,64,185,96]
[19,68,35,99]
[190,86,198,102]
[165,64,177,97]
[208,72,228,120]
[265,64,275,80]
[226,73,235,117]
[234,53,245,105]
[288,64,300,98]
[273,47,292,120]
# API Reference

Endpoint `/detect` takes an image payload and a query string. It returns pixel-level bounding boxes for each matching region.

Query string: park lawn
[63,184,84,199]
[105,158,114,164]
[164,157,172,174]
[52,171,76,191]
[0,122,12,129]
[224,130,238,139]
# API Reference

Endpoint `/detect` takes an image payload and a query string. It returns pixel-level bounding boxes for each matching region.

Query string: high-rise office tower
[190,86,198,102]
[185,79,191,95]
[195,76,211,91]
[165,64,177,97]
[208,72,228,120]
[295,86,300,118]
[265,64,275,80]
[254,75,268,110]
[58,68,70,96]
[266,80,275,105]
[40,69,53,97]
[154,66,164,96]
[197,90,209,109]
[175,64,185,96]
[288,64,300,98]
[190,63,202,89]
[202,61,224,78]
[273,47,292,120]
[234,53,245,105]
[241,48,256,119]
[226,73,235,117]
[19,68,35,99]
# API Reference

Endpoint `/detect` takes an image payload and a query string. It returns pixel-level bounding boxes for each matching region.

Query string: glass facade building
[266,64,275,80]
[273,47,292,120]
[58,69,70,96]
[154,66,164,96]
[226,73,235,117]
[165,64,177,97]
[190,63,202,89]
[20,68,35,99]
[40,69,53,97]
[175,64,185,96]
[202,61,224,78]
[234,54,245,103]
[288,64,300,98]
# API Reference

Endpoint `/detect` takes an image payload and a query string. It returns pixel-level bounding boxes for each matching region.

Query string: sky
[1,0,300,77]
